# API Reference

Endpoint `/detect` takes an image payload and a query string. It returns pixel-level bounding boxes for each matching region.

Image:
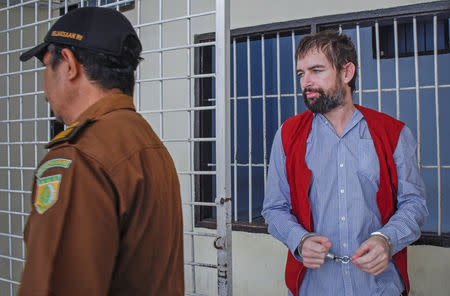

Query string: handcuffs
[326,252,352,264]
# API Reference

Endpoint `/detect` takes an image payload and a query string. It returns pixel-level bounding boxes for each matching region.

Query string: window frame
[194,1,450,247]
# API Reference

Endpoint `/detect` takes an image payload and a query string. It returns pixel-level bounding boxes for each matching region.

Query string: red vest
[281,105,409,296]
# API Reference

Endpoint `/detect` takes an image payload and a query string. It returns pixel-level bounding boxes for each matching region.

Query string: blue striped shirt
[262,109,428,296]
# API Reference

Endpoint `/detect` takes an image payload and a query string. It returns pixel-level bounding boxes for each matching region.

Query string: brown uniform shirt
[19,94,184,296]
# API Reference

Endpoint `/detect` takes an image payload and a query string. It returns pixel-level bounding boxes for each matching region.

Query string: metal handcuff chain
[326,252,351,264]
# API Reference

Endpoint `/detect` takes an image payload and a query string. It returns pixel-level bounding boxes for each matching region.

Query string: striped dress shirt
[262,109,428,296]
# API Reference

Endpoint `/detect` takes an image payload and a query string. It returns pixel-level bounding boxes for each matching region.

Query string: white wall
[230,0,439,29]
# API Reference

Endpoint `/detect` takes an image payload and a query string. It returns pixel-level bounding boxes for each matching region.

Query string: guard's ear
[60,48,80,81]
[341,62,356,85]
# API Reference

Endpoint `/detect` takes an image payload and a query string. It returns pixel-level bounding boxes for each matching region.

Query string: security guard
[18,7,184,295]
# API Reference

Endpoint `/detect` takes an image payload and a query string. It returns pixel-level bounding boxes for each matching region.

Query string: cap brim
[19,42,48,62]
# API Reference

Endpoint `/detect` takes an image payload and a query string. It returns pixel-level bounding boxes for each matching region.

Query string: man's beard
[302,80,346,114]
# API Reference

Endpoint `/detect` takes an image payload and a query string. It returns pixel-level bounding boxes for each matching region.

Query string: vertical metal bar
[186,0,196,293]
[262,34,267,196]
[276,32,281,127]
[6,1,12,294]
[19,2,25,282]
[394,19,400,119]
[433,15,442,236]
[375,21,382,112]
[47,0,51,141]
[215,0,232,294]
[291,30,298,115]
[356,24,363,105]
[31,0,39,264]
[159,0,164,139]
[247,36,252,223]
[233,38,238,222]
[413,17,421,166]
[135,0,141,111]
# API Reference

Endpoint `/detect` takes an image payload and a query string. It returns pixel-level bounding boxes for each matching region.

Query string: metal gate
[0,0,232,295]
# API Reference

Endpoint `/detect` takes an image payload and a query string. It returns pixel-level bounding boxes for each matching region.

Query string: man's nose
[301,72,312,89]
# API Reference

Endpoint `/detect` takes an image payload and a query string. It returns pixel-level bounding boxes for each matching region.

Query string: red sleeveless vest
[281,105,409,296]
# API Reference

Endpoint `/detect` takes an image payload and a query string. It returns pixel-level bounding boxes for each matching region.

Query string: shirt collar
[75,93,136,123]
[313,106,364,137]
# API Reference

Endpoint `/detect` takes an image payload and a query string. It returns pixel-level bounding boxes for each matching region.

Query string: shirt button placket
[338,139,352,295]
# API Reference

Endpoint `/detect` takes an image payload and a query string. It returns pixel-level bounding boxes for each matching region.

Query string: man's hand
[352,236,390,276]
[300,235,332,269]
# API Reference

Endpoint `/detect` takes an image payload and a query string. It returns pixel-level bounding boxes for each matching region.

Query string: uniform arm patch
[36,158,72,178]
[35,175,62,214]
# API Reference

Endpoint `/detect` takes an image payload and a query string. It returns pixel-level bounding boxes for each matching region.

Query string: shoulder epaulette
[46,120,93,149]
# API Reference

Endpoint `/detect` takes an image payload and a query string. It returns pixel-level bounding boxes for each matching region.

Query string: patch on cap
[35,175,62,214]
[51,30,84,41]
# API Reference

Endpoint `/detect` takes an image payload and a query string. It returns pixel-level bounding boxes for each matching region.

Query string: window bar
[137,73,215,84]
[393,19,400,120]
[183,200,217,207]
[247,36,252,223]
[135,0,141,111]
[159,0,164,139]
[186,0,197,293]
[413,17,421,166]
[262,34,267,195]
[184,231,219,238]
[33,3,39,264]
[19,2,25,271]
[6,2,13,293]
[0,233,24,240]
[433,15,442,236]
[374,21,382,112]
[142,41,217,55]
[0,277,20,286]
[46,0,51,143]
[134,11,216,30]
[233,38,238,221]
[356,24,363,105]
[276,32,281,127]
[291,30,298,115]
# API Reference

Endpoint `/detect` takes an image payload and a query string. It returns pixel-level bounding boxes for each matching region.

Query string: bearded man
[262,30,428,296]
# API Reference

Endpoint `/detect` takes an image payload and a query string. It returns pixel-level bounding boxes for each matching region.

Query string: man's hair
[295,30,357,92]
[48,35,142,96]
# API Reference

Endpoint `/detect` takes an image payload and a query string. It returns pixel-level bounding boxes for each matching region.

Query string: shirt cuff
[287,227,309,261]
[375,227,398,255]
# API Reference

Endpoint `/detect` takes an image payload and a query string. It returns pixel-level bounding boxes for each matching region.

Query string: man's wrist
[297,232,317,256]
[370,231,393,257]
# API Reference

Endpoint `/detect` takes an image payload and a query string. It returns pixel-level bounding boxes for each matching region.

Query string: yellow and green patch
[35,175,62,214]
[36,158,72,178]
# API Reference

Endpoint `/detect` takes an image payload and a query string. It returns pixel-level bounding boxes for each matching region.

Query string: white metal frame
[0,0,232,295]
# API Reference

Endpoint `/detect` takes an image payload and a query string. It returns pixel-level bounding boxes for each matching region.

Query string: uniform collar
[75,93,136,123]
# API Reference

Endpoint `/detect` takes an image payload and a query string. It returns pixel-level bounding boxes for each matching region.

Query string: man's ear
[341,62,356,85]
[60,48,81,81]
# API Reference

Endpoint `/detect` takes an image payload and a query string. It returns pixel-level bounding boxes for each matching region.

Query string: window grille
[195,3,450,246]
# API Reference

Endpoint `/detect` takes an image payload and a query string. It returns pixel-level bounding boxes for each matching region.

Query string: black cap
[20,6,141,62]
